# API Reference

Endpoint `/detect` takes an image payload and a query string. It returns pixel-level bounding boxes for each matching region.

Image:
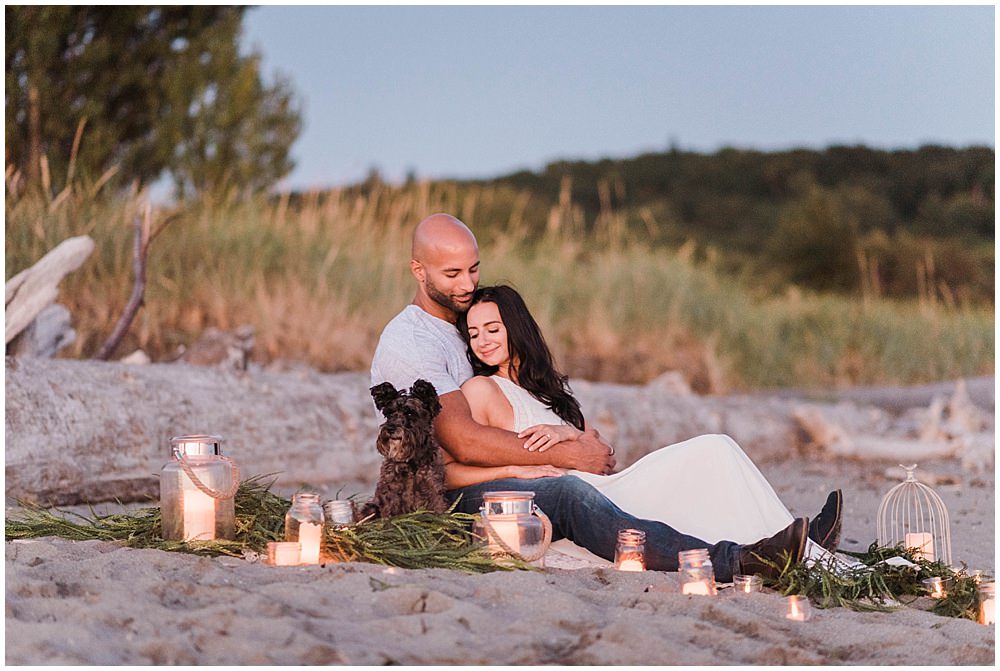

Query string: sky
[242,5,995,191]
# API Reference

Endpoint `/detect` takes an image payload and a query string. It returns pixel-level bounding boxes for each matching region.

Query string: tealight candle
[267,541,301,566]
[977,582,995,625]
[733,574,762,594]
[922,577,948,599]
[617,558,645,572]
[682,580,714,596]
[904,532,935,562]
[785,595,812,621]
[182,488,216,541]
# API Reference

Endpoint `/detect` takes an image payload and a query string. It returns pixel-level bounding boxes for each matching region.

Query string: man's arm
[435,390,616,475]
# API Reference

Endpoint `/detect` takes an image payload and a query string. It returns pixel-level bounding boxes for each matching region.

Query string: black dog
[360,379,449,519]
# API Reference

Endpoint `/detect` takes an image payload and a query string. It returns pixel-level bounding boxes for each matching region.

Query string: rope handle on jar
[480,505,553,564]
[177,453,241,499]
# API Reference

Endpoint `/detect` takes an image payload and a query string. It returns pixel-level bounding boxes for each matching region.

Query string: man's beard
[426,277,473,315]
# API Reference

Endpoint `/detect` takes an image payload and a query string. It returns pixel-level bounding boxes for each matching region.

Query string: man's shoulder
[376,305,442,351]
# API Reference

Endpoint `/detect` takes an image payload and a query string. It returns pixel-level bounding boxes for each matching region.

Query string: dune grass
[5,178,993,391]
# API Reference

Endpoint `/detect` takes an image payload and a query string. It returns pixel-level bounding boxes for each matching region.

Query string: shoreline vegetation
[5,160,993,392]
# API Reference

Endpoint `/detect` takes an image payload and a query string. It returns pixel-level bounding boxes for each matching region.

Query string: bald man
[372,213,614,474]
[368,213,810,578]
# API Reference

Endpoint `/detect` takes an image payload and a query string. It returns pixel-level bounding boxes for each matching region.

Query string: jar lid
[170,434,224,458]
[482,491,535,516]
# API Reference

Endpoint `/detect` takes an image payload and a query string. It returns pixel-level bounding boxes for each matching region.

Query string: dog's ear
[409,379,441,417]
[370,382,400,415]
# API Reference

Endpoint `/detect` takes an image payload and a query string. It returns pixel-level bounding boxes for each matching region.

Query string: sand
[5,456,995,665]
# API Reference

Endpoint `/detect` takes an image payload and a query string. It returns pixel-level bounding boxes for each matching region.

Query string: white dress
[489,375,813,566]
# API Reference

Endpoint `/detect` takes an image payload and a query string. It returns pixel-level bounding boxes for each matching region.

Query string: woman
[450,284,842,563]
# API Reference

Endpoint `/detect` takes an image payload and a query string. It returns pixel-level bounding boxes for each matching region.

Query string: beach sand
[6,456,995,665]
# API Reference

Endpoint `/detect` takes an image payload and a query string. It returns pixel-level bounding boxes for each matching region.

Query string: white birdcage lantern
[876,464,952,566]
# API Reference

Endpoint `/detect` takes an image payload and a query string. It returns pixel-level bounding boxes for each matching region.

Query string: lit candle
[182,488,216,541]
[682,581,714,596]
[981,598,995,625]
[785,595,811,621]
[617,558,645,572]
[923,577,946,599]
[978,582,995,625]
[904,532,934,562]
[488,520,521,556]
[267,542,301,566]
[298,522,323,564]
[733,574,762,594]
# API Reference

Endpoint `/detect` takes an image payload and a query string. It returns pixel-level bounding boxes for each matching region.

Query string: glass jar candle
[471,491,550,568]
[678,548,717,596]
[733,574,763,594]
[285,493,325,564]
[614,529,646,572]
[978,581,995,625]
[922,576,950,599]
[785,595,812,621]
[160,434,238,542]
[323,500,357,529]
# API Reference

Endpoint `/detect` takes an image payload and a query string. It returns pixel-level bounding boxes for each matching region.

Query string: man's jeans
[447,475,742,581]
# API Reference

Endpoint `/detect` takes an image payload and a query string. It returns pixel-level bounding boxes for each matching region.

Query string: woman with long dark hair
[448,284,844,563]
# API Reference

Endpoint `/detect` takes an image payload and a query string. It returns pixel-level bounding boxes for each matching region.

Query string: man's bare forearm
[435,390,615,474]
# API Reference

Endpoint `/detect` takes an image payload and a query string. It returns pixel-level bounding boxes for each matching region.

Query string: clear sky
[242,5,995,191]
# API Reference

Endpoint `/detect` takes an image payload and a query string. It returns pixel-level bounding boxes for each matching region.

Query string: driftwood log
[5,357,382,506]
[5,356,994,505]
[5,235,94,348]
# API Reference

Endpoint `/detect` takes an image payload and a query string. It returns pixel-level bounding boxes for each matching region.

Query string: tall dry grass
[5,176,994,391]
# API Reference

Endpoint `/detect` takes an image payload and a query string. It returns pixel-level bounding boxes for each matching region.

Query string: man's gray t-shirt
[370,305,474,397]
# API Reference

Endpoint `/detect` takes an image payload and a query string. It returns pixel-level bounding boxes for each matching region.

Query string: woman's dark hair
[457,285,585,431]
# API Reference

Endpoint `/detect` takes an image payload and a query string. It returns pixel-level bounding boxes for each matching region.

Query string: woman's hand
[517,424,583,452]
[506,464,567,479]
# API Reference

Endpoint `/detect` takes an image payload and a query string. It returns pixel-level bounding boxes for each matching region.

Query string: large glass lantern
[471,491,552,568]
[876,464,952,566]
[285,493,325,564]
[160,434,239,541]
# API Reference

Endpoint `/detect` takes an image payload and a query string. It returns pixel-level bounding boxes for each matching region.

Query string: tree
[5,6,301,197]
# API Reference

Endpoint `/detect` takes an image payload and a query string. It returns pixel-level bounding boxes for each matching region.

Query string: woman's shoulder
[460,375,513,428]
[460,374,503,399]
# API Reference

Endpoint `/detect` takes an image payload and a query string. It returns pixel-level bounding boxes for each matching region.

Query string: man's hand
[569,428,616,475]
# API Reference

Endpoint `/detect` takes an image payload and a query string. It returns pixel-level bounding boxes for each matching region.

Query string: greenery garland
[4,475,524,573]
[5,477,989,619]
[763,542,987,622]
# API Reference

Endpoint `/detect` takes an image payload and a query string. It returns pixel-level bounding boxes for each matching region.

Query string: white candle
[488,520,521,556]
[182,488,216,541]
[682,580,713,596]
[981,598,995,625]
[617,558,645,572]
[268,542,300,566]
[298,522,323,564]
[905,532,935,562]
